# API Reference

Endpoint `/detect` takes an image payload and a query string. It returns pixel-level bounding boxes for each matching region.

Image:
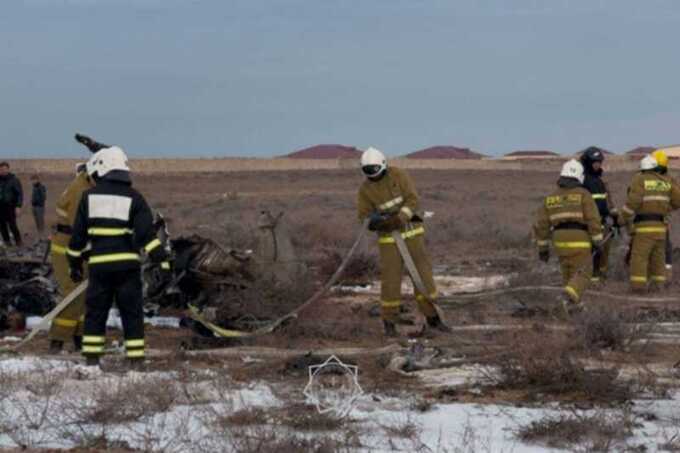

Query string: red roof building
[406,146,486,159]
[285,144,362,159]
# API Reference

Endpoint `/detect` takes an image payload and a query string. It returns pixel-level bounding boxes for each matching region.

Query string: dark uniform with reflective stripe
[582,173,617,281]
[619,171,680,291]
[534,179,603,304]
[68,177,167,360]
[48,171,93,343]
[357,167,437,323]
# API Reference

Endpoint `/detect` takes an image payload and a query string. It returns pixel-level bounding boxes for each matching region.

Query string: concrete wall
[5,156,664,174]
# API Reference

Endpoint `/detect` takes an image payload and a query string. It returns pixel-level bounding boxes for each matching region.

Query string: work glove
[368,212,388,232]
[538,249,550,263]
[378,214,404,232]
[69,264,84,283]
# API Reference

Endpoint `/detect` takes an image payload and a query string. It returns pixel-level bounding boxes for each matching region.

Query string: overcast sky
[2,0,679,158]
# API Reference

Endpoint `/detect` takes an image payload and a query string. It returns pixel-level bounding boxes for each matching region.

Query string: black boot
[48,340,64,354]
[383,320,398,337]
[85,355,100,367]
[426,314,452,333]
[73,335,83,352]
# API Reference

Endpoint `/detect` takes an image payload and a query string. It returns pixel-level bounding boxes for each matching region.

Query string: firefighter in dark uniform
[579,147,618,283]
[67,146,170,366]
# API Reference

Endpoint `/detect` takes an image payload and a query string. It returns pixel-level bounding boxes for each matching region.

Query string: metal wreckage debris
[0,210,311,341]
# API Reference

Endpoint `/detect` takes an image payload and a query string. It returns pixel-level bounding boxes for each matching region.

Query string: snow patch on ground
[24,311,181,332]
[335,274,510,297]
[0,356,678,452]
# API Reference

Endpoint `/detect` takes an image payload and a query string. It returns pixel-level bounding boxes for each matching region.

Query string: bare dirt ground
[4,169,680,451]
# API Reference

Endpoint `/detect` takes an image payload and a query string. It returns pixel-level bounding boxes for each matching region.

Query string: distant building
[660,145,680,159]
[405,146,486,159]
[625,146,655,159]
[285,144,362,159]
[503,150,561,160]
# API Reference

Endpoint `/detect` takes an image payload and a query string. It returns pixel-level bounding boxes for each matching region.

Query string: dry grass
[516,410,637,451]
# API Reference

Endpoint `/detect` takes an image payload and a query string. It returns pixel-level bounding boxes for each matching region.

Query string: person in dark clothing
[580,147,618,282]
[67,146,170,367]
[0,162,24,246]
[30,173,47,237]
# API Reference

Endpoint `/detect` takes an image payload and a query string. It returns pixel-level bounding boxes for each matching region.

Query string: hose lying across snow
[440,285,680,304]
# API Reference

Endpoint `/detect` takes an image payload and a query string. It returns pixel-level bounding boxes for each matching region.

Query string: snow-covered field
[0,356,678,452]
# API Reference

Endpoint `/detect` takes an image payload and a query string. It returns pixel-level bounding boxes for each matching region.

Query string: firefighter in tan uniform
[534,160,603,314]
[47,134,109,353]
[619,150,680,292]
[357,147,450,336]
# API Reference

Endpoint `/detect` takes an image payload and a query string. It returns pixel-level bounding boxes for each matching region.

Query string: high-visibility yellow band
[400,206,414,219]
[82,345,104,354]
[89,253,140,264]
[416,291,438,302]
[643,196,670,203]
[536,240,550,247]
[88,227,133,236]
[635,226,666,233]
[565,286,579,301]
[125,339,145,348]
[591,277,601,283]
[379,196,404,211]
[378,226,425,244]
[592,194,607,200]
[549,212,584,222]
[630,276,648,283]
[381,300,401,308]
[161,261,171,270]
[53,318,78,328]
[553,241,591,249]
[56,208,69,218]
[83,335,106,344]
[651,276,667,282]
[51,243,68,255]
[144,238,162,253]
[66,248,82,257]
[126,349,145,358]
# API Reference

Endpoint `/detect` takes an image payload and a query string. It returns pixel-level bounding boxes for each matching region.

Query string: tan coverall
[48,171,93,342]
[357,167,437,323]
[619,171,680,291]
[534,185,603,304]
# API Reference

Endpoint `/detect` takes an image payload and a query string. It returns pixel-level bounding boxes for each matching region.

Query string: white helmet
[90,146,130,178]
[360,146,387,178]
[560,159,585,184]
[640,154,657,171]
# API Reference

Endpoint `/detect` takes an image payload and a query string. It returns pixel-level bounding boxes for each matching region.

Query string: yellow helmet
[653,149,669,168]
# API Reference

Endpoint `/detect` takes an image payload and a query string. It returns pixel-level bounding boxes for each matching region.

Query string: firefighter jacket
[582,172,616,222]
[533,178,603,256]
[357,167,422,243]
[67,178,167,273]
[52,171,94,252]
[620,170,680,240]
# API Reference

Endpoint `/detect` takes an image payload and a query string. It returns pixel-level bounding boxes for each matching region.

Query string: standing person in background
[0,162,24,247]
[30,174,47,238]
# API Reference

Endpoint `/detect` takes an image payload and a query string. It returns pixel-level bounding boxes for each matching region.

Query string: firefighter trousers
[378,232,437,322]
[558,251,592,304]
[82,269,145,359]
[48,246,86,342]
[629,233,666,291]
